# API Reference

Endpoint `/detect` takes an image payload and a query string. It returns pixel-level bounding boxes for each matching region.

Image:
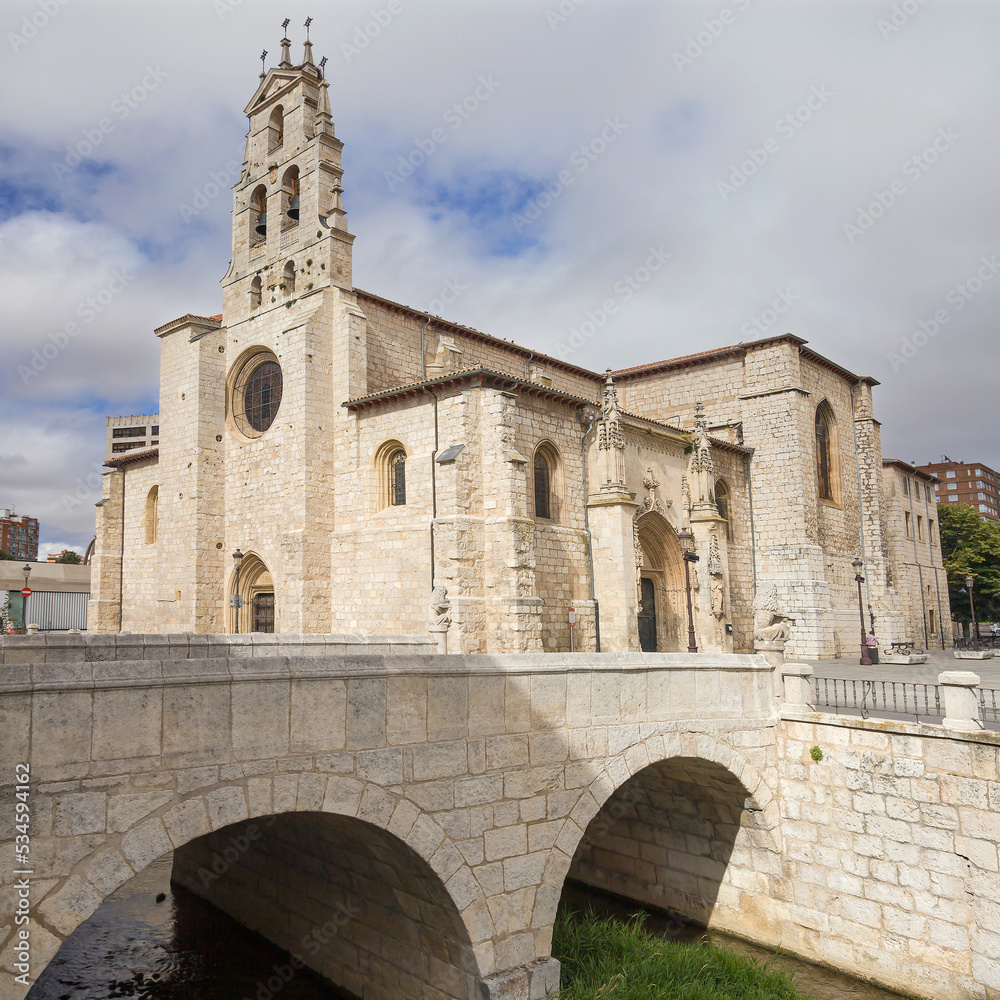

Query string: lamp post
[853,557,872,666]
[678,528,699,653]
[22,563,31,633]
[231,549,244,633]
[966,574,977,644]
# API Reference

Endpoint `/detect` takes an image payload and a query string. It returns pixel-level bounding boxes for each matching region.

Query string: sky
[2,0,999,558]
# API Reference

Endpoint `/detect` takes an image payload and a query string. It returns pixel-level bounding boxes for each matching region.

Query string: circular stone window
[232,354,283,437]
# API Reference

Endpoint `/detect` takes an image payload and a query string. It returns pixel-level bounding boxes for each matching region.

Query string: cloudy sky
[2,0,999,557]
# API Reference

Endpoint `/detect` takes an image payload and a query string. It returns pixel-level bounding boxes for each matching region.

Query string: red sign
[21,588,31,597]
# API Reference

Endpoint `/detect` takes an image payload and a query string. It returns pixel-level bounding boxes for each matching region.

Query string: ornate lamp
[853,558,871,666]
[966,574,977,643]
[232,549,245,633]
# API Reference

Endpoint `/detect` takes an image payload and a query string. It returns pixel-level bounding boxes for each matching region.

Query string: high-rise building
[105,414,161,461]
[918,458,999,521]
[0,509,40,561]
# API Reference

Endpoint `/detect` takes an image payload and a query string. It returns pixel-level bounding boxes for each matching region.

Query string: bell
[255,210,267,236]
[287,194,299,221]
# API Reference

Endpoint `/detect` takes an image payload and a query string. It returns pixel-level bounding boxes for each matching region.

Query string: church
[88,33,950,659]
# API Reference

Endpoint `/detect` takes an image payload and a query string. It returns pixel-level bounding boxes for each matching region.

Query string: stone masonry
[86,37,944,657]
[3,635,1000,999]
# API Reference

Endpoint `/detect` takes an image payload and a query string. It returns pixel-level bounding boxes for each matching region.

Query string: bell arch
[634,510,685,652]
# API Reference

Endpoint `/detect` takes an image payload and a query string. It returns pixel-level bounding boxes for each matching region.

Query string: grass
[552,909,809,1000]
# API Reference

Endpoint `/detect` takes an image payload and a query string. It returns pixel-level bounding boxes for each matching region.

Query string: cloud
[1,0,999,553]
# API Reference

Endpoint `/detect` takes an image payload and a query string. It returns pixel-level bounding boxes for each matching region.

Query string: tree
[938,503,1000,625]
[0,549,13,560]
[54,550,81,564]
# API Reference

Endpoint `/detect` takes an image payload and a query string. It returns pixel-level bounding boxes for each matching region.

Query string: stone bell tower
[221,24,355,323]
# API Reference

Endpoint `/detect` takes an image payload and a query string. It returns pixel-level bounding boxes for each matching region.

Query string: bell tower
[222,22,354,324]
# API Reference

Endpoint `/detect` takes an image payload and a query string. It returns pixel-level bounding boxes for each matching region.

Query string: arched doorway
[229,551,276,633]
[635,512,685,652]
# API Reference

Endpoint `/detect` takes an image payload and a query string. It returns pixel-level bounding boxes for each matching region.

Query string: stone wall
[775,712,1000,999]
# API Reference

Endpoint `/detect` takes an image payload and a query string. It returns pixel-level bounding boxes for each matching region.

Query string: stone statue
[753,584,793,646]
[428,586,451,628]
[712,575,725,620]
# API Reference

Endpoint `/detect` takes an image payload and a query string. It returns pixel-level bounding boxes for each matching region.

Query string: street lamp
[22,563,31,633]
[231,549,244,633]
[678,528,699,653]
[966,574,977,644]
[853,557,872,667]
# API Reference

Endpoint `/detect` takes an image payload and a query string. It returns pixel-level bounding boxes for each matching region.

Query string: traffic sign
[20,588,31,597]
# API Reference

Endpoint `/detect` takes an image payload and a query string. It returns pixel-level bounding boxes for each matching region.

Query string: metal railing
[980,688,1000,725]
[812,677,943,722]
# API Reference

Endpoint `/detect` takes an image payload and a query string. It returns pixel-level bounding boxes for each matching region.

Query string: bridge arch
[26,778,497,998]
[537,731,781,936]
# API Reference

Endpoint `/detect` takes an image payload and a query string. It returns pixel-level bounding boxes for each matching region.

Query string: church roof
[353,288,602,384]
[612,333,880,387]
[153,313,223,337]
[104,447,159,468]
[883,458,939,482]
[343,367,598,412]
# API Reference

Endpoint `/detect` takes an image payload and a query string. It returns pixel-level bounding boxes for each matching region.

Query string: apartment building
[918,457,999,521]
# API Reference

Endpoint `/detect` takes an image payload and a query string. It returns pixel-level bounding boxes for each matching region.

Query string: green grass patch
[553,909,809,1000]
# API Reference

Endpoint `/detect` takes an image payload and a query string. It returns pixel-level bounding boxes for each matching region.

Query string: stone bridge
[2,634,1000,1000]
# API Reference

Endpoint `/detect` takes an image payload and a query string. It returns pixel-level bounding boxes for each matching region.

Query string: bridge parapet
[0,631,436,666]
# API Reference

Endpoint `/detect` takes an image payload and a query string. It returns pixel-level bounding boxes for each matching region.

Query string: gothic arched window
[533,443,559,521]
[144,486,158,544]
[815,400,837,501]
[282,260,295,296]
[249,276,261,312]
[389,449,406,506]
[715,478,732,540]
